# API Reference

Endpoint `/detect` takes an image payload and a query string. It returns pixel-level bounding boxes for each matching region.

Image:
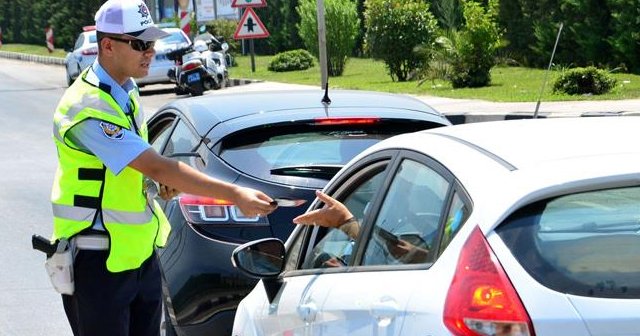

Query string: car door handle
[370,299,401,320]
[297,302,318,322]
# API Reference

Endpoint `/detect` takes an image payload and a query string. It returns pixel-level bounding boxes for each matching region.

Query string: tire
[66,71,73,87]
[174,85,189,96]
[189,81,204,96]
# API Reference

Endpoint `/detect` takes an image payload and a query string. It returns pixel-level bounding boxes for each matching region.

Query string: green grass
[1,43,67,58]
[232,55,640,102]
[3,43,639,102]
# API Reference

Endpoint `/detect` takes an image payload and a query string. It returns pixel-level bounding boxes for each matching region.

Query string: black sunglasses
[108,36,155,52]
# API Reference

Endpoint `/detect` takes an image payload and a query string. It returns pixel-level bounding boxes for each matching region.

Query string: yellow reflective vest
[51,67,170,273]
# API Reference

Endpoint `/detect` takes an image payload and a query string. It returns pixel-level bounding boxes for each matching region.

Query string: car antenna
[534,22,563,118]
[321,81,331,105]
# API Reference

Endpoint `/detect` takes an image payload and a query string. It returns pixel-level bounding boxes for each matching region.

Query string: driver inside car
[293,190,430,266]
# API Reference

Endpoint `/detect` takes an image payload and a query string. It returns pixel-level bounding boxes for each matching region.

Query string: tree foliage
[364,0,438,82]
[252,0,304,54]
[297,0,360,76]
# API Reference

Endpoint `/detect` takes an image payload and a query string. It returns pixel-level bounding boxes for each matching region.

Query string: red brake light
[444,226,535,336]
[178,194,267,226]
[182,60,202,72]
[313,117,380,125]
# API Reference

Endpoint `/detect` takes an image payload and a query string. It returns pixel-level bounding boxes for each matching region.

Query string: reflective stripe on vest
[52,204,155,224]
[51,67,170,273]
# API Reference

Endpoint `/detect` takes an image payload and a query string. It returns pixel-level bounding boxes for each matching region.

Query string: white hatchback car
[231,117,640,336]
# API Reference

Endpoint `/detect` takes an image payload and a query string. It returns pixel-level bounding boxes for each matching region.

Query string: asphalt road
[0,58,181,336]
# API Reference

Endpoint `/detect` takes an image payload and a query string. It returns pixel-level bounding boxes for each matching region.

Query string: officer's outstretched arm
[129,148,276,217]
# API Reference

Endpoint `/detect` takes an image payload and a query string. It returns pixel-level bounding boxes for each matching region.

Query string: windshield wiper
[270,164,343,179]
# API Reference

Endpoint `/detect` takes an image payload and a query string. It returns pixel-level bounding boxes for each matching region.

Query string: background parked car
[147,89,451,336]
[232,117,640,336]
[64,26,97,86]
[64,25,190,88]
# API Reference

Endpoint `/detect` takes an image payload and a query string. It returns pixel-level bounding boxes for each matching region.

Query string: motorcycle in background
[166,38,227,96]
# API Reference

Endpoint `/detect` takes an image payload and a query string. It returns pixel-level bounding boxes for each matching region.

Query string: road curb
[0,50,66,65]
[227,78,263,87]
[443,110,640,124]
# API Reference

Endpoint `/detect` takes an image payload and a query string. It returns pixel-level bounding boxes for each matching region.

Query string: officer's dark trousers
[62,249,162,336]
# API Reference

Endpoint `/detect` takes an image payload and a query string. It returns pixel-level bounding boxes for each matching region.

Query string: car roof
[357,117,640,220]
[426,117,640,169]
[157,89,450,135]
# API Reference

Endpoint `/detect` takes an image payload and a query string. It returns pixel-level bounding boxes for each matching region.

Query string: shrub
[297,0,360,76]
[268,49,315,72]
[364,0,438,82]
[552,66,617,95]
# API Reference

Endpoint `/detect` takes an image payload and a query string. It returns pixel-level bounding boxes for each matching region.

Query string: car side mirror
[232,238,285,279]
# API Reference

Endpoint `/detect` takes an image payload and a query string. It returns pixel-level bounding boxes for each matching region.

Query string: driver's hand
[293,190,353,228]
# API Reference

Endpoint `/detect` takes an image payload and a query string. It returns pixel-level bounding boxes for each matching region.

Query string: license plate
[187,72,201,83]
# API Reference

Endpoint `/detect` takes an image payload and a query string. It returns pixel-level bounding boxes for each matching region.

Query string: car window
[497,186,640,299]
[163,119,200,157]
[362,159,449,266]
[437,191,470,256]
[156,30,189,48]
[301,169,387,269]
[74,35,84,50]
[219,122,430,188]
[149,117,176,154]
[88,32,97,44]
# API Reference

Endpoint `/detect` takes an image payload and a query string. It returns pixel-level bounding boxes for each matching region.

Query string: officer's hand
[159,184,180,200]
[233,187,276,217]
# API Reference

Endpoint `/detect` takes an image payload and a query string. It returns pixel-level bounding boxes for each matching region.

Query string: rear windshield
[218,121,433,187]
[497,186,640,298]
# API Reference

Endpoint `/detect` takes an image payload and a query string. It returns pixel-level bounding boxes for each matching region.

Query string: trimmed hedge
[552,66,617,95]
[268,49,315,72]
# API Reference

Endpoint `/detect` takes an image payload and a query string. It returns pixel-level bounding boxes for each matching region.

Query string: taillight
[182,60,202,72]
[82,47,98,56]
[313,117,380,125]
[444,226,535,336]
[178,194,268,226]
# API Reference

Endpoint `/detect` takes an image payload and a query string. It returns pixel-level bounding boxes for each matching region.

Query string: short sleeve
[66,119,151,175]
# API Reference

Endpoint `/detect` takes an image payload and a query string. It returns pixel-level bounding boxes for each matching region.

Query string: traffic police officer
[50,1,276,335]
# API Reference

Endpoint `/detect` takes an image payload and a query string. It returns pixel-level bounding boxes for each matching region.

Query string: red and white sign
[234,7,269,39]
[180,10,191,36]
[45,27,54,53]
[231,0,266,8]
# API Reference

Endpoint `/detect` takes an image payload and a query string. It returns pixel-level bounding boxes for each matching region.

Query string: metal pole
[250,39,256,72]
[534,22,563,118]
[316,0,328,89]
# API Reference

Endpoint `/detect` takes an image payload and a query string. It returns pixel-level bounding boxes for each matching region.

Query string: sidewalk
[3,50,639,124]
